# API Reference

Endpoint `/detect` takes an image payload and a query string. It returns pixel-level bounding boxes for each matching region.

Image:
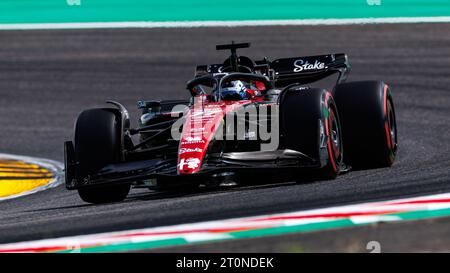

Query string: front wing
[65,144,320,190]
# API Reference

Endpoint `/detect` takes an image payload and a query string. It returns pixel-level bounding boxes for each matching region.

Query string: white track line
[1,17,450,30]
[1,192,450,252]
[0,153,64,202]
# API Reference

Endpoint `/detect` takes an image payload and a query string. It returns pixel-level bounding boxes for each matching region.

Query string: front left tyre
[74,108,130,204]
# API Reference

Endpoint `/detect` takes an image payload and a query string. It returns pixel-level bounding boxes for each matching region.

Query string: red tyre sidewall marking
[324,92,337,173]
[383,84,393,150]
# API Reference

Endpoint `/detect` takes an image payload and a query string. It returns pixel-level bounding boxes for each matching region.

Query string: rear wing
[194,48,350,87]
[270,53,350,87]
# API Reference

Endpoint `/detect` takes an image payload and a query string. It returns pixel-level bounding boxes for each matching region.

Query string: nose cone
[177,100,252,175]
[178,135,208,174]
[177,104,224,175]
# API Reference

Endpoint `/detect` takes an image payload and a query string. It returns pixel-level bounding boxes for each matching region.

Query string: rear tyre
[74,108,130,204]
[280,87,343,180]
[334,81,397,168]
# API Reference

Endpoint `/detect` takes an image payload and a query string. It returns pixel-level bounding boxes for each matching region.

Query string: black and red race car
[64,42,397,204]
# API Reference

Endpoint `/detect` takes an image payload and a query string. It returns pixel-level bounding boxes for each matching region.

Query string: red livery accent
[177,100,252,174]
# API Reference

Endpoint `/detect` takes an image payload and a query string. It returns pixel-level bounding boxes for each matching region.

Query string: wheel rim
[386,99,397,153]
[328,107,342,163]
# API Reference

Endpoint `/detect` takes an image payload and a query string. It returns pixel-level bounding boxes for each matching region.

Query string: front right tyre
[280,86,344,180]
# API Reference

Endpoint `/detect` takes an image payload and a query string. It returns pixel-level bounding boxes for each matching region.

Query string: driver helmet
[221,80,248,100]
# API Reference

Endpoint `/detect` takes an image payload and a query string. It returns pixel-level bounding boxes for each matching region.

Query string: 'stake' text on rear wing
[194,53,351,87]
[270,53,351,87]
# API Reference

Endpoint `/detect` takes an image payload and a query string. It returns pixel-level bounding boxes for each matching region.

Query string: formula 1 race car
[64,42,397,204]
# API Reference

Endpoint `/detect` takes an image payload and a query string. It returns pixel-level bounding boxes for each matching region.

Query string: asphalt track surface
[0,24,449,250]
